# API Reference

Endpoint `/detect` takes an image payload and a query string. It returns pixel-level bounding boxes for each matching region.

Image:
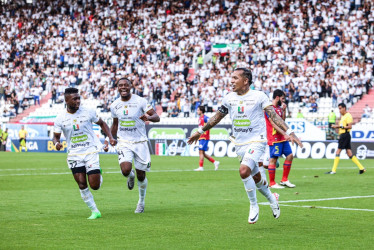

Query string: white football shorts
[117,141,151,171]
[235,142,266,176]
[258,145,270,166]
[67,152,101,174]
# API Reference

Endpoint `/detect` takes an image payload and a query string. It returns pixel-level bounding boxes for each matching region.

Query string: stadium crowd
[0,0,373,118]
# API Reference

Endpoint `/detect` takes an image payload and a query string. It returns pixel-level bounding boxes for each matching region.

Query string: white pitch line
[276,204,374,212]
[258,195,374,206]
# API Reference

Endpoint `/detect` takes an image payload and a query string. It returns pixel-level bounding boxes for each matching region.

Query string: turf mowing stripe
[277,204,374,212]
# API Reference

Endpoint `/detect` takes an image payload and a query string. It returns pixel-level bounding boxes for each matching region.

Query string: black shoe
[325,171,336,174]
[359,169,366,174]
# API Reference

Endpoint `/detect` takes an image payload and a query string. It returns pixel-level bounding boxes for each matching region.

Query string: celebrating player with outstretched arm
[188,68,303,224]
[53,88,116,219]
[110,78,160,213]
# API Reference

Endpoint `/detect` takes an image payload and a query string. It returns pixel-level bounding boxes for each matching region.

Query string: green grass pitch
[0,152,373,249]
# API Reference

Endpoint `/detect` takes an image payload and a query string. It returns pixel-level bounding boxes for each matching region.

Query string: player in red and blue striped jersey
[265,89,296,189]
[194,106,220,171]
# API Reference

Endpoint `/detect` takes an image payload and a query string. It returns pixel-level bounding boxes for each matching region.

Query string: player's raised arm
[187,110,227,145]
[264,106,303,148]
[96,118,116,147]
[52,132,63,151]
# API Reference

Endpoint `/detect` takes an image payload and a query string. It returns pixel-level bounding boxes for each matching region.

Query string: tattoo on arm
[265,106,289,132]
[202,111,226,131]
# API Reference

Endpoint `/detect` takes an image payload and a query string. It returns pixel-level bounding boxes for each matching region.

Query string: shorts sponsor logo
[71,134,88,143]
[120,120,135,127]
[148,128,186,140]
[233,119,251,127]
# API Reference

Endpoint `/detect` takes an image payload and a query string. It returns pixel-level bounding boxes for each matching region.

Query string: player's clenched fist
[55,142,62,151]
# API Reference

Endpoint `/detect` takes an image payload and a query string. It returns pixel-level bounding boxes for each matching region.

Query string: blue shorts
[199,140,209,151]
[269,141,292,158]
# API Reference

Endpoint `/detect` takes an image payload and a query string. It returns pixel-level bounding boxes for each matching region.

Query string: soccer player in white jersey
[188,68,303,224]
[53,88,116,219]
[109,78,160,213]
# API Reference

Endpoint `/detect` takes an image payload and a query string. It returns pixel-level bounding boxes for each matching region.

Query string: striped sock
[268,164,276,186]
[281,161,292,182]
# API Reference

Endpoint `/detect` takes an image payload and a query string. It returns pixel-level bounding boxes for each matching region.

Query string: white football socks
[259,166,268,183]
[256,178,276,203]
[138,178,148,205]
[125,169,135,179]
[242,176,257,206]
[80,188,99,212]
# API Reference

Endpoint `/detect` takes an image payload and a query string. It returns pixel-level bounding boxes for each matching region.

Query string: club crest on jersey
[248,148,254,154]
[73,124,80,131]
[238,106,244,113]
[124,109,129,115]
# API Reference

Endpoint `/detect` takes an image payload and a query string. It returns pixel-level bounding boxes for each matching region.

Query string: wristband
[54,142,60,147]
[197,127,205,134]
[286,129,294,135]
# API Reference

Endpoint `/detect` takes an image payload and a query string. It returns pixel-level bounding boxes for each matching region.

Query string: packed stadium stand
[0,0,373,132]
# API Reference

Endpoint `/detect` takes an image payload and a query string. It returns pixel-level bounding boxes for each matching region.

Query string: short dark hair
[64,88,79,95]
[117,77,132,85]
[273,89,285,99]
[198,106,205,113]
[234,68,252,86]
[338,103,346,109]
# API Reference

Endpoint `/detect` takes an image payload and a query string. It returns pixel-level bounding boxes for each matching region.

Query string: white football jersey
[54,106,102,156]
[221,89,272,145]
[110,94,153,143]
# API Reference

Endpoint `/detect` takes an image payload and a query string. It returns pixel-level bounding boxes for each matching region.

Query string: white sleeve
[54,115,62,133]
[90,108,100,123]
[260,92,273,110]
[110,103,118,118]
[142,98,153,113]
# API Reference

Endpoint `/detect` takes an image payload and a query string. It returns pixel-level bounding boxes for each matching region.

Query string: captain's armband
[218,105,229,115]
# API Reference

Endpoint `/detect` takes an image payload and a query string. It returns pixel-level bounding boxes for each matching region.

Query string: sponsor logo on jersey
[71,134,88,143]
[120,120,135,127]
[238,106,244,113]
[73,124,80,131]
[233,119,251,127]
